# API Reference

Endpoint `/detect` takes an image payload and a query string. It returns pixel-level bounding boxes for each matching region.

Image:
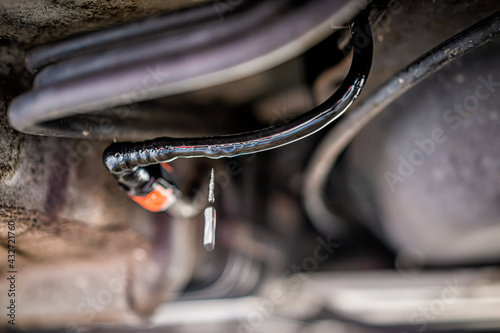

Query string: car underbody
[0,0,499,332]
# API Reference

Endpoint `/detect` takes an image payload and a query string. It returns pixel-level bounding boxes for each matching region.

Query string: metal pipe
[8,0,364,138]
[32,0,290,88]
[25,0,248,73]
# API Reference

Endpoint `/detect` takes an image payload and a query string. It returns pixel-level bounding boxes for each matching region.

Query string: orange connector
[129,163,177,212]
[130,184,176,213]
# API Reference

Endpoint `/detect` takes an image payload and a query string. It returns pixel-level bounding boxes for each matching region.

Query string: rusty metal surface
[0,0,210,45]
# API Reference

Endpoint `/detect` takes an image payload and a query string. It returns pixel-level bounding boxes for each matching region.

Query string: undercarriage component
[1,1,500,332]
[101,11,373,174]
[7,0,366,139]
[339,36,500,264]
[303,11,500,236]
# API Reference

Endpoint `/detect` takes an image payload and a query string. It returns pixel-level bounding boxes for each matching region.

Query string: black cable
[103,11,373,175]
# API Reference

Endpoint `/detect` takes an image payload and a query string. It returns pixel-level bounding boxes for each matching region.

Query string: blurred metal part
[52,269,500,332]
[341,37,500,264]
[302,269,500,328]
[0,214,197,327]
[179,218,287,302]
[150,297,264,325]
[303,11,500,237]
[31,0,287,87]
[25,0,250,73]
[8,0,366,138]
[127,215,198,317]
[180,251,263,301]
